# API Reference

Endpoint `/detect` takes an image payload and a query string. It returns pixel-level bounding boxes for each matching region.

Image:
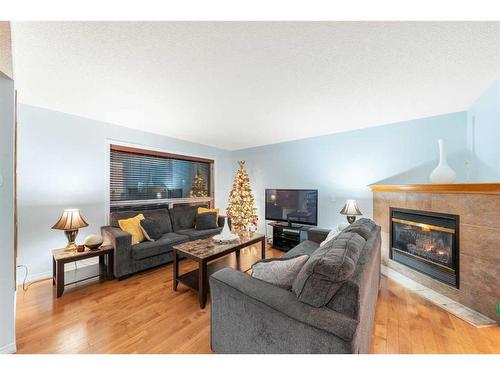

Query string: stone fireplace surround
[371,183,500,322]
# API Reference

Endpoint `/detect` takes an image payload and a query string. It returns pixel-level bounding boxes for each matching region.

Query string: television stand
[268,222,312,252]
[274,221,303,229]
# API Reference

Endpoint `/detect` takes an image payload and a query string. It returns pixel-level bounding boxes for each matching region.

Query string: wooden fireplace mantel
[369,183,500,195]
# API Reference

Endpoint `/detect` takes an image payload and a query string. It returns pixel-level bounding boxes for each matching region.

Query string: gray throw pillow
[140,218,163,241]
[195,212,218,230]
[251,255,309,289]
[292,232,365,307]
[169,206,198,231]
[144,209,173,234]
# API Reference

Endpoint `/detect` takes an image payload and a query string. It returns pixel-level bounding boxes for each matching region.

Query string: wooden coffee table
[172,231,265,308]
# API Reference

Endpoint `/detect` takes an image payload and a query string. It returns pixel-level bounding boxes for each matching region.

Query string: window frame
[108,143,215,213]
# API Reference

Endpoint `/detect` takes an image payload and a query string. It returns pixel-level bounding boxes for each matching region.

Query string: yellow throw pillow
[118,214,145,245]
[198,207,220,216]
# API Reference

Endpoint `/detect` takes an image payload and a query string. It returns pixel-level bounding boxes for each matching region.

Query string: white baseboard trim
[0,342,16,354]
[17,270,52,285]
[17,258,100,286]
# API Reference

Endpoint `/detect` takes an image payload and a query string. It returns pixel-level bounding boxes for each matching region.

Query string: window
[109,145,213,211]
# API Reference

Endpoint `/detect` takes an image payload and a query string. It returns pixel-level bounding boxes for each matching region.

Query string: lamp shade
[52,209,89,231]
[340,200,362,216]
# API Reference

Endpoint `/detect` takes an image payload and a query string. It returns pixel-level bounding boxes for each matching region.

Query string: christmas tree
[227,160,258,231]
[189,168,208,197]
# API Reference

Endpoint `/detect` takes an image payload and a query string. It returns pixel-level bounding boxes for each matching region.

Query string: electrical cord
[17,263,63,291]
[16,264,29,291]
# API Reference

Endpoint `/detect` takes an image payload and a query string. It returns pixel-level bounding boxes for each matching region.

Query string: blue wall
[467,77,500,181]
[233,112,468,231]
[17,104,233,281]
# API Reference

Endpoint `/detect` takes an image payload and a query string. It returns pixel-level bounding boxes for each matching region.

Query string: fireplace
[390,208,459,288]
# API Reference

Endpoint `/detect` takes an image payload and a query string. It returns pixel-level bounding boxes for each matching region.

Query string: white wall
[17,104,233,282]
[467,76,500,181]
[0,74,16,353]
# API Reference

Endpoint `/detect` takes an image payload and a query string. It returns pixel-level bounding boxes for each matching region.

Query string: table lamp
[340,200,362,224]
[52,209,89,251]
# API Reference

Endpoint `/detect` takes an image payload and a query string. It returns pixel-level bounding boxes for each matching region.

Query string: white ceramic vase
[429,139,456,183]
[221,217,232,238]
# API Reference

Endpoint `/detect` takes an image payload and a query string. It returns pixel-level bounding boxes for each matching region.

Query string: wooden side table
[52,245,114,297]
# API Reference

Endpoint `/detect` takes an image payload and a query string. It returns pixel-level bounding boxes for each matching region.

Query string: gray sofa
[101,206,226,278]
[210,218,381,354]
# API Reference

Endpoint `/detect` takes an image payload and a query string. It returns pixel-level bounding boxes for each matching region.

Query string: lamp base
[64,229,79,252]
[346,216,356,224]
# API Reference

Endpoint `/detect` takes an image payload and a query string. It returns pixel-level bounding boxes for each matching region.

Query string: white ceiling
[12,21,500,150]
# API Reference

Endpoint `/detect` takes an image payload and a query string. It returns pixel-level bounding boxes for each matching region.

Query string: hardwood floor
[15,245,500,354]
[372,275,500,354]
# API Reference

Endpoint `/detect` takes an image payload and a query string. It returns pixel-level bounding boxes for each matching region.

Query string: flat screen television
[265,189,318,226]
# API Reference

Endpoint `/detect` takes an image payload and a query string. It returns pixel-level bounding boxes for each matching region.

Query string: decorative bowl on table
[83,234,104,250]
[212,233,239,243]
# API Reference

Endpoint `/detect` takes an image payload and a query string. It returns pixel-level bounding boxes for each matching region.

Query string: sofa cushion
[110,210,141,228]
[110,208,172,233]
[143,208,173,234]
[176,227,221,240]
[198,207,220,217]
[342,218,378,240]
[292,231,366,307]
[282,240,319,259]
[320,229,341,247]
[169,206,199,231]
[132,232,189,260]
[251,254,309,289]
[118,214,146,245]
[140,218,163,241]
[195,212,218,230]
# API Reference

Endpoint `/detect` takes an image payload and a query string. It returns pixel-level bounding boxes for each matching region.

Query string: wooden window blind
[109,145,214,211]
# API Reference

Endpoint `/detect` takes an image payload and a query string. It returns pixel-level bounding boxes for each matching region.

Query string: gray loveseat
[101,205,226,279]
[210,218,381,354]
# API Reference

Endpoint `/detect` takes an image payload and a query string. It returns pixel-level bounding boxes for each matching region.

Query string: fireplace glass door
[390,208,459,288]
[392,219,454,270]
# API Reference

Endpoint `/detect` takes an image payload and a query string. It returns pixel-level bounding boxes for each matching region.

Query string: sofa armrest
[210,268,358,342]
[101,226,132,278]
[307,227,331,244]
